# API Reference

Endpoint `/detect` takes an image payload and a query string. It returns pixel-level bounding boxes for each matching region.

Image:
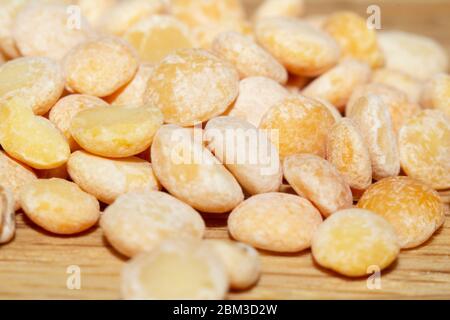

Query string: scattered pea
[101,191,205,257]
[20,178,100,235]
[121,239,228,300]
[49,94,110,151]
[204,116,283,195]
[145,49,239,126]
[326,119,372,190]
[151,125,244,213]
[0,97,70,170]
[348,94,400,180]
[259,95,336,159]
[70,105,163,158]
[228,193,323,253]
[378,31,448,80]
[205,239,261,290]
[124,15,194,64]
[0,150,37,211]
[228,76,289,127]
[0,57,65,115]
[13,2,93,59]
[68,151,160,204]
[283,154,353,217]
[398,110,450,190]
[63,36,139,97]
[255,17,340,76]
[0,185,15,244]
[358,177,445,248]
[212,31,288,84]
[312,208,400,277]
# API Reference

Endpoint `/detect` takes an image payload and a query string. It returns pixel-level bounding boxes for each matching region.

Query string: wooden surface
[1,0,450,300]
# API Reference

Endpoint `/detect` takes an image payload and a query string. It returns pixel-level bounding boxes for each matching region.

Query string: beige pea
[253,0,305,21]
[378,31,448,80]
[63,36,139,97]
[0,185,15,244]
[372,68,423,103]
[70,105,163,158]
[151,125,244,213]
[228,193,323,253]
[255,17,340,77]
[124,15,195,64]
[228,76,289,127]
[302,59,372,112]
[212,31,288,84]
[348,94,400,180]
[0,57,65,115]
[99,0,166,36]
[326,119,372,191]
[346,83,421,133]
[13,2,93,59]
[421,73,450,116]
[0,0,29,59]
[49,94,110,151]
[68,151,160,204]
[205,239,261,290]
[20,178,100,235]
[101,191,205,258]
[145,48,239,126]
[121,239,228,300]
[284,154,353,217]
[0,151,37,211]
[204,116,282,195]
[77,0,117,26]
[107,64,154,107]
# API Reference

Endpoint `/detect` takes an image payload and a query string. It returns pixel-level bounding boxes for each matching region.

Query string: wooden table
[1,0,449,300]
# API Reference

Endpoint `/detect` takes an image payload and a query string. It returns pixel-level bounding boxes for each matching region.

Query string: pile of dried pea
[0,0,449,299]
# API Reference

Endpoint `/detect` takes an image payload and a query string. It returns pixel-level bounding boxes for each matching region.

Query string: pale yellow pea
[20,178,100,235]
[68,151,160,204]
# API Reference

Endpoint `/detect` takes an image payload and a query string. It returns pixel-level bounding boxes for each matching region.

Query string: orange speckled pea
[326,119,372,190]
[398,110,450,190]
[259,95,336,159]
[357,177,445,248]
[323,11,384,69]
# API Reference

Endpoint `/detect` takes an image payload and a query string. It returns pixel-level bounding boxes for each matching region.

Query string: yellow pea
[0,97,70,170]
[70,106,163,158]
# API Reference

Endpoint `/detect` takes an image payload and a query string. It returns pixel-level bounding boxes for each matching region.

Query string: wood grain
[0,209,449,300]
[1,0,449,300]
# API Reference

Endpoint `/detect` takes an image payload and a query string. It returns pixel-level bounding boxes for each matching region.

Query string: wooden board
[1,0,450,300]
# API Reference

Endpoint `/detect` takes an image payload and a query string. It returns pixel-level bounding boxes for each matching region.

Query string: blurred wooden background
[245,0,450,56]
